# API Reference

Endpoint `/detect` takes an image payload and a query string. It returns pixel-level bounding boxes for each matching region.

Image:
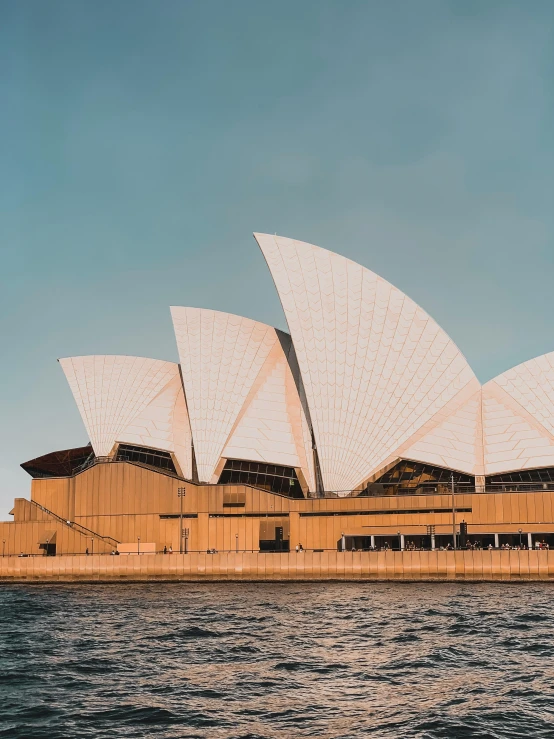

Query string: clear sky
[1,0,553,517]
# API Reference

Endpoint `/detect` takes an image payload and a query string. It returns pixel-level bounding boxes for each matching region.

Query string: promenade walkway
[2,549,554,581]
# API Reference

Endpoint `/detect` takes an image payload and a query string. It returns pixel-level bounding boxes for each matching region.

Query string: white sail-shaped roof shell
[59,355,192,478]
[482,352,554,475]
[171,307,315,487]
[398,387,484,476]
[57,238,554,491]
[255,233,478,491]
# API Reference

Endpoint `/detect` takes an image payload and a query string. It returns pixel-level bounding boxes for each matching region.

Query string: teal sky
[1,0,554,516]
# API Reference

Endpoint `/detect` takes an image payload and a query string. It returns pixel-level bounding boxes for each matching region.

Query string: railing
[30,499,120,548]
[3,544,552,558]
[72,450,96,474]
[65,456,554,498]
[484,482,554,493]
[72,455,185,480]
[305,482,554,498]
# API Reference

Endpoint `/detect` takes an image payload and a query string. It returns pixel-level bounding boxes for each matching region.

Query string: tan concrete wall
[12,498,50,522]
[0,519,112,557]
[31,477,72,520]
[1,550,554,581]
[0,462,551,558]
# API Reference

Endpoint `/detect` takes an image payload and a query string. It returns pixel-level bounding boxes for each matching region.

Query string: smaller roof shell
[59,355,192,478]
[482,351,554,475]
[171,307,315,487]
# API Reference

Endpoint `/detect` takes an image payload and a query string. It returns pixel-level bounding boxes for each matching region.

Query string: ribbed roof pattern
[58,235,554,489]
[171,307,314,485]
[482,352,554,474]
[255,233,477,491]
[59,356,191,475]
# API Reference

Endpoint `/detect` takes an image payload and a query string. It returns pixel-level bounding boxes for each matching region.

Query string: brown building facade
[3,457,554,559]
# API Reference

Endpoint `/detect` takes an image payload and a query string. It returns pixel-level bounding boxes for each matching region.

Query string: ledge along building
[4,233,554,559]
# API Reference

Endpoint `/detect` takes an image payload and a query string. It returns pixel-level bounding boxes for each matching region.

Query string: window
[486,468,554,491]
[116,444,177,474]
[218,459,304,498]
[368,460,474,495]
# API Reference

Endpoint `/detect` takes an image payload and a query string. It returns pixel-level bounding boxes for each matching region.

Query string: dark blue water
[1,583,553,738]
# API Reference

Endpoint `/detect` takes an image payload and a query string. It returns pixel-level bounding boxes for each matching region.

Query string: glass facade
[486,468,554,491]
[218,459,304,498]
[115,444,177,475]
[368,459,475,495]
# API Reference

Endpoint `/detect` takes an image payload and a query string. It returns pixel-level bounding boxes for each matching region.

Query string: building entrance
[259,523,290,552]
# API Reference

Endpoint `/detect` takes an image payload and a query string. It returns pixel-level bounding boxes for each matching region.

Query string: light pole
[519,529,523,548]
[235,533,239,553]
[397,530,401,551]
[451,473,457,550]
[184,527,189,554]
[137,536,140,555]
[177,487,186,554]
[90,537,94,556]
[2,540,5,557]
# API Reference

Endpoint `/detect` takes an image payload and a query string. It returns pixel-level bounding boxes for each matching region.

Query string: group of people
[347,539,553,551]
[98,539,554,554]
[467,541,550,550]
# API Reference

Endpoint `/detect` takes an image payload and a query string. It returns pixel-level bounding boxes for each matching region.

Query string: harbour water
[1,582,553,738]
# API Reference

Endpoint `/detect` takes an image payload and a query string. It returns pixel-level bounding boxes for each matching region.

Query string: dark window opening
[259,520,289,551]
[365,460,475,496]
[486,468,554,491]
[209,513,289,519]
[218,459,304,498]
[259,525,289,552]
[39,542,56,556]
[300,507,472,517]
[116,444,177,474]
[259,539,290,552]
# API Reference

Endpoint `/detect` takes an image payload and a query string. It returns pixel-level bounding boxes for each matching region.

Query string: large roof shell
[57,236,554,491]
[255,233,479,491]
[397,387,484,476]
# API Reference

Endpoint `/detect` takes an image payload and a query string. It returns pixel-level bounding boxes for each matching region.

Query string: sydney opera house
[3,233,554,558]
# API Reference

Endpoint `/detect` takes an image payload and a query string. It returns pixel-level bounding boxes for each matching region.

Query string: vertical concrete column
[370,535,375,549]
[494,534,499,549]
[431,533,436,551]
[197,512,209,552]
[289,512,300,552]
[69,477,76,523]
[527,533,533,549]
[400,534,405,551]
[341,533,346,552]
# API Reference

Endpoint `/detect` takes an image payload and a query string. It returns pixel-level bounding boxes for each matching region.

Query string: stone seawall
[2,550,554,582]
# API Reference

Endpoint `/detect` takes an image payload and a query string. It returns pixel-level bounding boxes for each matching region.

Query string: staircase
[30,499,120,548]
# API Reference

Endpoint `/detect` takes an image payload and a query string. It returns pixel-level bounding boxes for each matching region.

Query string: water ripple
[1,582,554,738]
